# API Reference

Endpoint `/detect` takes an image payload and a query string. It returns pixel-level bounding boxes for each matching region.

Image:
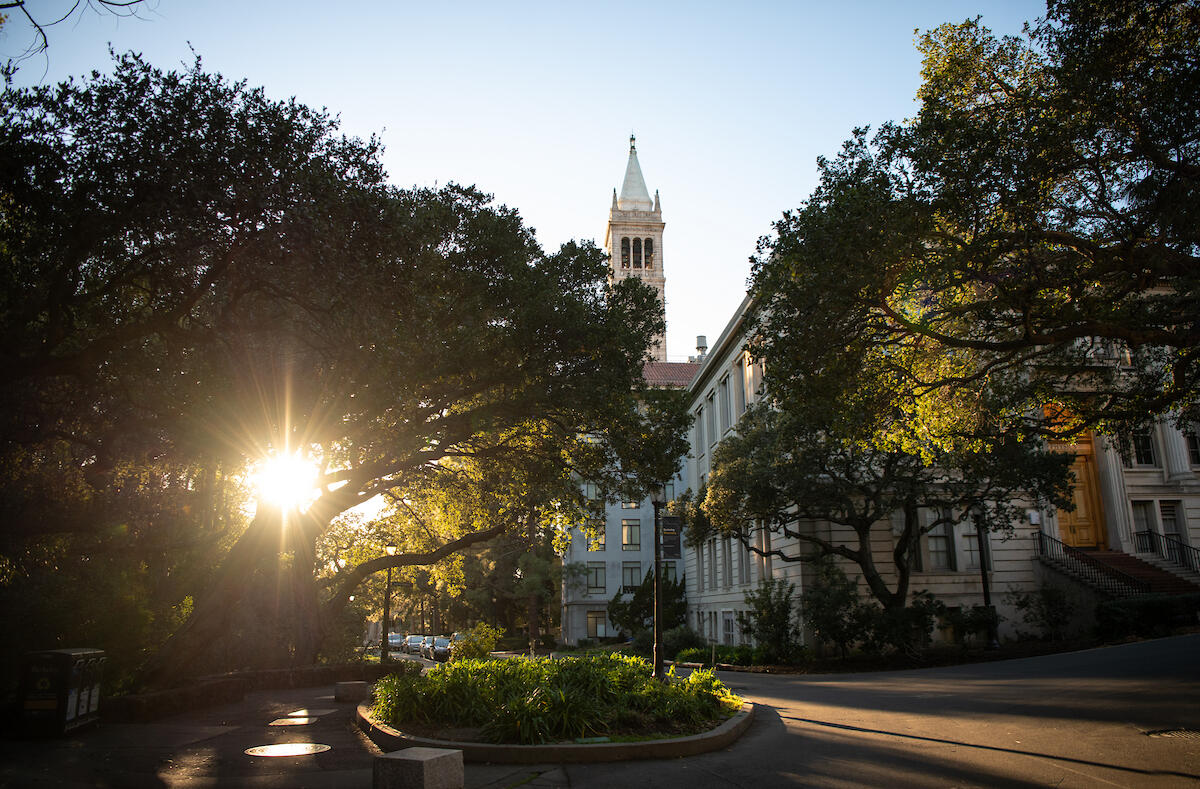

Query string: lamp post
[650,485,665,680]
[381,542,397,663]
[971,510,1000,650]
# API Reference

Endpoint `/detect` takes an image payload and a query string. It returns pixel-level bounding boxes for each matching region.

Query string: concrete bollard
[334,681,369,702]
[374,747,464,789]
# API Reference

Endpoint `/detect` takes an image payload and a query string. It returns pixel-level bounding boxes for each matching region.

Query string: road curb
[356,700,755,763]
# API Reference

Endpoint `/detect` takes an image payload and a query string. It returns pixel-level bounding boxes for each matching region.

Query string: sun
[253,453,320,511]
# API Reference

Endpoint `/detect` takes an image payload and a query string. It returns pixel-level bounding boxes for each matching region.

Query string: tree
[606,568,686,637]
[735,577,802,664]
[1,1,154,77]
[751,0,1200,450]
[800,557,871,659]
[701,401,1072,624]
[0,54,690,688]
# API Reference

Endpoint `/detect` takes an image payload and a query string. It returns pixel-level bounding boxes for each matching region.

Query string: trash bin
[20,648,106,736]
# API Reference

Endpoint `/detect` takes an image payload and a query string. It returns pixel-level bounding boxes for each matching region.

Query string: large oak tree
[0,54,687,687]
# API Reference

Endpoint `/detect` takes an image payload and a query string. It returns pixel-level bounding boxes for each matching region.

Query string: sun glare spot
[253,454,320,511]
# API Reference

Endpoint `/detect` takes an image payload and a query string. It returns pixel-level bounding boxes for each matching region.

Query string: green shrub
[1007,586,1076,641]
[662,625,705,660]
[450,622,505,661]
[801,557,873,658]
[737,578,803,663]
[372,654,743,745]
[1095,593,1200,641]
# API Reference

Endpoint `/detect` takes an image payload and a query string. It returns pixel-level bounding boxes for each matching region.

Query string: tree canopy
[0,53,688,687]
[752,0,1200,450]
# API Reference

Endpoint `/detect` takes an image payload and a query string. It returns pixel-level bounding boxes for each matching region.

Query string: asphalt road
[2,637,1198,788]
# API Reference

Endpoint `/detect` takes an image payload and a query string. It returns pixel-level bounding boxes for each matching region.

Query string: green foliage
[801,557,873,658]
[1007,586,1078,642]
[372,654,742,745]
[942,605,1000,648]
[860,592,945,658]
[1094,593,1200,642]
[450,622,505,661]
[737,578,803,664]
[662,625,706,660]
[606,568,687,637]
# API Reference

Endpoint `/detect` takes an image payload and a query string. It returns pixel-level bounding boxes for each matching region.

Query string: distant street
[1,637,1198,787]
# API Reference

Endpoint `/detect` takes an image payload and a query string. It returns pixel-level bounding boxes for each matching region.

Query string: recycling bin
[19,648,106,735]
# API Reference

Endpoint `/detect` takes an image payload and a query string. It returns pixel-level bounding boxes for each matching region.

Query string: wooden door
[1052,433,1108,549]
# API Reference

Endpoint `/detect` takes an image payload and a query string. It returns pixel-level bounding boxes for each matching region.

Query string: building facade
[682,299,1200,646]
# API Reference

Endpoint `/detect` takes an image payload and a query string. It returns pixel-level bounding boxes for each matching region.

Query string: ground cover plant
[372,654,742,745]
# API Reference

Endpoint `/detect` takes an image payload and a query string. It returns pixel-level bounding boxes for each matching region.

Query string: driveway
[2,637,1197,787]
[526,634,1200,788]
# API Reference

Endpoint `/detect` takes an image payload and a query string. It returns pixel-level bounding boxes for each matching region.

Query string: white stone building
[682,299,1200,646]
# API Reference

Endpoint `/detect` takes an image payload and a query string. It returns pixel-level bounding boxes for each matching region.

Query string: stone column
[1159,418,1196,482]
[1094,435,1133,551]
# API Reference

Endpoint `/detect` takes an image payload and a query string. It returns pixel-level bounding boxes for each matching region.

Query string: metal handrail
[1035,532,1151,597]
[1139,529,1200,574]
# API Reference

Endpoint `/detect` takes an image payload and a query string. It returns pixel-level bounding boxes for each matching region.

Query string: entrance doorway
[1051,432,1108,549]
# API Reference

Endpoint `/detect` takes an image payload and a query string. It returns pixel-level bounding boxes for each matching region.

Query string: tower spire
[618,133,653,212]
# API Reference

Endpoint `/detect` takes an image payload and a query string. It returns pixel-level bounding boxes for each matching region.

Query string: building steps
[1086,551,1200,596]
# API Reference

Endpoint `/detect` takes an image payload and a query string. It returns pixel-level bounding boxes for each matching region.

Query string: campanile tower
[605,135,667,361]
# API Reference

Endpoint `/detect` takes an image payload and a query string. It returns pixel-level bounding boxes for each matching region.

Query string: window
[1187,427,1200,465]
[961,525,991,570]
[620,237,630,268]
[706,392,717,446]
[927,523,956,571]
[695,407,705,454]
[644,238,654,268]
[586,561,606,594]
[734,357,747,416]
[622,561,641,592]
[696,543,705,592]
[722,611,736,646]
[622,519,641,551]
[586,610,608,639]
[1132,429,1158,466]
[1131,500,1156,533]
[588,523,605,551]
[707,538,717,589]
[663,561,678,583]
[719,376,731,433]
[622,499,639,509]
[740,541,752,585]
[632,237,642,268]
[582,481,600,501]
[1160,501,1182,537]
[722,537,733,588]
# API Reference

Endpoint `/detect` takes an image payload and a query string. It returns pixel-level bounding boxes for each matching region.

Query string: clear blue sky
[5,0,1046,361]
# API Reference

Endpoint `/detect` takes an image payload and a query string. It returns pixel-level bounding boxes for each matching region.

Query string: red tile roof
[643,361,700,388]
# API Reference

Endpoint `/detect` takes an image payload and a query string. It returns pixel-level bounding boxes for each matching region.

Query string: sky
[4,0,1048,361]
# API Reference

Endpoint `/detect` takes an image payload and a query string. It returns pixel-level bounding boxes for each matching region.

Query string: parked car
[404,634,424,654]
[431,636,452,662]
[419,635,435,659]
[384,633,405,656]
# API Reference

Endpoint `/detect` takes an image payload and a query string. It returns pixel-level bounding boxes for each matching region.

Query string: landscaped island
[372,655,742,745]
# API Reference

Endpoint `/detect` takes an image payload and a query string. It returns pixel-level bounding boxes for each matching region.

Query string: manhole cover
[288,708,337,716]
[245,743,331,757]
[269,717,318,726]
[1145,729,1200,739]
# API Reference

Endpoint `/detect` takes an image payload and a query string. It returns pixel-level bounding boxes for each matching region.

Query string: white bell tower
[605,135,667,362]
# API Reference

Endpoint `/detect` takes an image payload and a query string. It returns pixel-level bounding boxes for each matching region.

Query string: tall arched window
[644,238,654,268]
[620,237,630,268]
[633,238,642,268]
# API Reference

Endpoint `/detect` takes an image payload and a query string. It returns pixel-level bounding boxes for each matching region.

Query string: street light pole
[651,486,664,681]
[381,542,397,663]
[972,513,1000,650]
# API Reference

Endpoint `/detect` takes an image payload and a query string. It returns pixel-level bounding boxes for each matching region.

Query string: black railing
[1035,532,1151,597]
[1136,529,1200,574]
